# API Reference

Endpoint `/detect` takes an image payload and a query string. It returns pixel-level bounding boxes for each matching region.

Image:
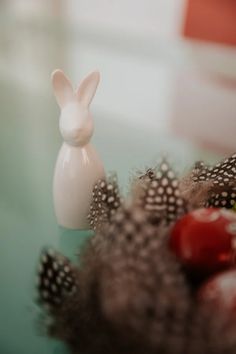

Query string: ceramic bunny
[52,69,105,229]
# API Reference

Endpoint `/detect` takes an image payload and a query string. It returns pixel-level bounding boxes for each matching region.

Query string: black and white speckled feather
[133,159,188,224]
[37,248,77,307]
[38,206,192,354]
[192,154,236,187]
[182,153,236,209]
[98,206,191,353]
[206,187,236,209]
[88,174,122,231]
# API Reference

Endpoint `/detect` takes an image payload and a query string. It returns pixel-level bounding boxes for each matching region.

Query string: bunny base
[53,142,105,230]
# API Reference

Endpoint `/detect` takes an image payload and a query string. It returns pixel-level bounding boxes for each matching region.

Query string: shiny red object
[169,208,236,276]
[198,269,236,312]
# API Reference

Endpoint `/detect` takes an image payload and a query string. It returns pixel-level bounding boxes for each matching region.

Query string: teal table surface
[0,13,224,354]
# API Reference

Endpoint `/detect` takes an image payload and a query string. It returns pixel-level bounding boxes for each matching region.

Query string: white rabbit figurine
[52,69,105,229]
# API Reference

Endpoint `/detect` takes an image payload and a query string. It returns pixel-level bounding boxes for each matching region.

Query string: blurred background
[0,1,236,353]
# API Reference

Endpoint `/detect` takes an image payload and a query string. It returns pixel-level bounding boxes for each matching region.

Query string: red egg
[169,208,236,276]
[198,269,236,312]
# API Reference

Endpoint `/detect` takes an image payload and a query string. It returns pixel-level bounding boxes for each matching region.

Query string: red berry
[169,208,236,276]
[198,269,236,312]
[197,270,236,353]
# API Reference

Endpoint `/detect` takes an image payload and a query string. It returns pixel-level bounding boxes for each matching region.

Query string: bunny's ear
[76,71,100,107]
[51,69,75,109]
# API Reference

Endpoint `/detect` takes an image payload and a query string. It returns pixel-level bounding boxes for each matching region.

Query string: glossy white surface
[53,142,104,229]
[52,70,105,229]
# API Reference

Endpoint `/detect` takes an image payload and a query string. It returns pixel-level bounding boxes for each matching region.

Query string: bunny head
[52,69,100,147]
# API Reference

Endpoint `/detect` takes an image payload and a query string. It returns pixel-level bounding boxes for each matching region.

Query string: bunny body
[52,70,105,229]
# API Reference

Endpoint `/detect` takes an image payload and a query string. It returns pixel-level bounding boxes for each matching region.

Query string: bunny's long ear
[51,69,75,109]
[76,71,100,107]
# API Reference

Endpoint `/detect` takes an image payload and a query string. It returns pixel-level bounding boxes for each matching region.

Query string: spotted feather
[134,159,187,224]
[88,174,122,230]
[191,153,236,209]
[37,248,77,307]
[193,153,236,187]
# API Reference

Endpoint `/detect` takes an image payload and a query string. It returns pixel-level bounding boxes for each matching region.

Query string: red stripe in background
[183,0,236,46]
